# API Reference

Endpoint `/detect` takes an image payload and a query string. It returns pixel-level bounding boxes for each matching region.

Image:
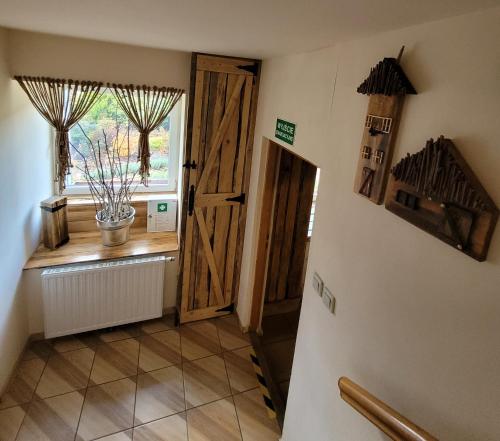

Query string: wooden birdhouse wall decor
[354,47,417,204]
[386,136,499,261]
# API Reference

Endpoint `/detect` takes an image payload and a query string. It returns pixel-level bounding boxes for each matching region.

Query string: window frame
[62,92,185,196]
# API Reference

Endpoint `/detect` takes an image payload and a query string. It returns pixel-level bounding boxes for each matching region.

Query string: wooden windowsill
[66,193,178,205]
[24,228,179,270]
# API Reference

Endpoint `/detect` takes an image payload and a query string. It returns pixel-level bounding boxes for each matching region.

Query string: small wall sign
[147,197,177,232]
[275,118,296,145]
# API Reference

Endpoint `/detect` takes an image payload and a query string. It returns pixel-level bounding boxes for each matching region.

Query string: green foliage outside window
[69,90,171,186]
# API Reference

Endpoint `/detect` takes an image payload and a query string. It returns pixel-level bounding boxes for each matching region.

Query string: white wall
[238,8,500,441]
[7,29,191,90]
[0,28,52,392]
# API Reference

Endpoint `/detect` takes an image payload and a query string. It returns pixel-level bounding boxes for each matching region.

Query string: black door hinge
[216,303,235,313]
[237,63,259,75]
[188,185,195,216]
[183,160,197,169]
[225,193,246,204]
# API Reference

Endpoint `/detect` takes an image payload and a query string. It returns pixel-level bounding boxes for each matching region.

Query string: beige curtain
[15,76,103,193]
[110,84,184,184]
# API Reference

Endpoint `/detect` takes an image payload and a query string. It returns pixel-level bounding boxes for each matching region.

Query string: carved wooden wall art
[386,136,498,261]
[354,47,417,204]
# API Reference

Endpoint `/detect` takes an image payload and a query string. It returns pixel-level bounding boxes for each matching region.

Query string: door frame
[249,139,318,331]
[250,139,281,331]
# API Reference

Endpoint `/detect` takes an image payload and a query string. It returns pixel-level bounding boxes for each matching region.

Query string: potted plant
[71,124,139,246]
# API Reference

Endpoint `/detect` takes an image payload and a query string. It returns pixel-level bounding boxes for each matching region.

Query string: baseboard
[30,332,45,342]
[163,306,176,316]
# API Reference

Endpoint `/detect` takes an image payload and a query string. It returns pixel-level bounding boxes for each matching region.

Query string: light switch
[312,272,323,296]
[322,286,336,314]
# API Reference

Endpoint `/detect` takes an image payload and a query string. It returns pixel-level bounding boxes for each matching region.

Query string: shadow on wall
[0,259,29,391]
[0,74,52,391]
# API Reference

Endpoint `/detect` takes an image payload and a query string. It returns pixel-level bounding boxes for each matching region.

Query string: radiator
[41,256,166,338]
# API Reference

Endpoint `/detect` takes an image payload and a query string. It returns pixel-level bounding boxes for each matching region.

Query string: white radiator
[41,256,166,338]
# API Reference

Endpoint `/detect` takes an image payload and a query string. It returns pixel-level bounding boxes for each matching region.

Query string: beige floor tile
[97,430,133,440]
[180,321,221,361]
[0,358,46,409]
[135,365,185,425]
[76,377,136,441]
[216,316,250,351]
[0,406,25,441]
[134,413,188,441]
[261,315,295,344]
[22,340,53,361]
[264,339,295,383]
[52,335,88,353]
[187,397,242,441]
[140,316,175,334]
[223,346,259,394]
[76,331,102,350]
[139,330,181,372]
[99,324,142,343]
[90,338,139,385]
[183,355,230,409]
[234,388,281,441]
[35,348,94,399]
[17,391,84,441]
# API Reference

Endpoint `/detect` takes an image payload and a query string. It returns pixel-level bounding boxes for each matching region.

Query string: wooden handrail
[338,377,438,441]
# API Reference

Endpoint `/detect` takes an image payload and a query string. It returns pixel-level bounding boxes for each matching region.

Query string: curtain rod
[13,75,185,93]
[14,75,103,86]
[108,83,185,93]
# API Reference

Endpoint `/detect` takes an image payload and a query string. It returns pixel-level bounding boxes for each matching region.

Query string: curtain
[110,84,184,184]
[15,76,103,193]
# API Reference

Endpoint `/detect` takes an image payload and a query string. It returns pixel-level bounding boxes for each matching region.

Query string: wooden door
[178,54,260,323]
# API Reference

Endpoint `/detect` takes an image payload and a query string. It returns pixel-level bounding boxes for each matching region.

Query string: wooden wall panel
[265,151,317,303]
[288,161,317,298]
[266,150,292,302]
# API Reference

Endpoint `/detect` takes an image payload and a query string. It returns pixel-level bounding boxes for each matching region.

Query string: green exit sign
[275,118,296,145]
[157,203,168,212]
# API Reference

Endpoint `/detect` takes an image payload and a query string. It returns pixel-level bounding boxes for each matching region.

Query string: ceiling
[0,0,498,58]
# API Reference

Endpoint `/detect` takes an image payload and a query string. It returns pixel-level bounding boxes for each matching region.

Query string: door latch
[183,160,197,169]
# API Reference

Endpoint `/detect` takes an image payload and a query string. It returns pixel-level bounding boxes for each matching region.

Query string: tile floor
[0,315,281,441]
[260,310,299,405]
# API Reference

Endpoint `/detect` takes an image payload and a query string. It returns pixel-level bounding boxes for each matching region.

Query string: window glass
[67,89,182,193]
[308,169,320,237]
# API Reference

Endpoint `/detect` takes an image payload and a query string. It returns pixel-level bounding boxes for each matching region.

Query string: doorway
[250,139,319,427]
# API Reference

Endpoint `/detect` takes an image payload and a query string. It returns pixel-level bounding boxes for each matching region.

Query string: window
[65,89,184,194]
[308,169,320,237]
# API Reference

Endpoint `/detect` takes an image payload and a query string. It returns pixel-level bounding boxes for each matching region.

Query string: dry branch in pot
[71,123,139,246]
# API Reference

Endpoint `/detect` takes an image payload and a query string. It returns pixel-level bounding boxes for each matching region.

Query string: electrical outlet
[312,272,323,296]
[322,286,336,314]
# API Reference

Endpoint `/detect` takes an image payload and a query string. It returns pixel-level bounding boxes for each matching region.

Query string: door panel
[179,54,260,323]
